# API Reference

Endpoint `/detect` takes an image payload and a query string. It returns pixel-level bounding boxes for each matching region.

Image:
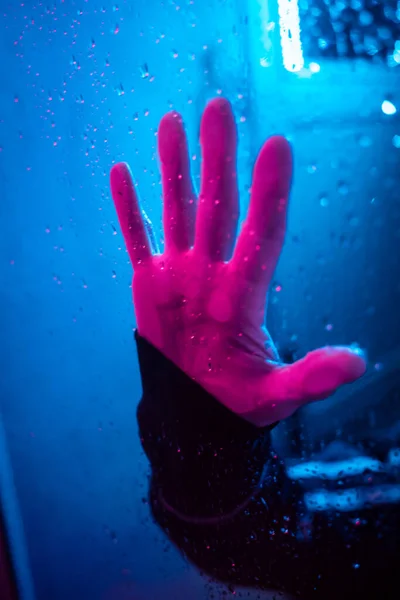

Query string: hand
[110,98,366,426]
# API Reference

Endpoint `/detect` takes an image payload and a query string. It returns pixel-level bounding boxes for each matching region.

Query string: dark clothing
[135,332,399,599]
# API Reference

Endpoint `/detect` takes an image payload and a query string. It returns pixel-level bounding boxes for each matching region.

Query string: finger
[231,136,292,295]
[194,97,239,262]
[158,111,196,253]
[142,208,159,255]
[110,163,152,267]
[283,345,367,402]
[257,346,367,425]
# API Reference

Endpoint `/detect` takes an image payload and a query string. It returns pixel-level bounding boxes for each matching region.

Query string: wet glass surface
[1,1,399,599]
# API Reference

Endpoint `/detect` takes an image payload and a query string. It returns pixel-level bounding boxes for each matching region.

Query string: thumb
[259,346,367,424]
[277,345,367,407]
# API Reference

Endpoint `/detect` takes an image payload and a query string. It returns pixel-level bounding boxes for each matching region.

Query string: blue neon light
[277,0,304,72]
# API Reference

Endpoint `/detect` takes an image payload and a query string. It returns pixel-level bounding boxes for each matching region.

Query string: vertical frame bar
[0,415,36,600]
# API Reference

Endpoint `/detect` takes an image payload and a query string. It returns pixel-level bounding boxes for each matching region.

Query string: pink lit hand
[110,98,366,427]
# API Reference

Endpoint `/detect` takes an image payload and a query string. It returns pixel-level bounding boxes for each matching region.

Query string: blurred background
[0,0,399,598]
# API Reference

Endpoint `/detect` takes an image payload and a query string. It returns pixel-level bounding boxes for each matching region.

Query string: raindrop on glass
[337,181,349,195]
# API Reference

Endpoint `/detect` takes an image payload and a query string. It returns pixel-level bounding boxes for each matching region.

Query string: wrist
[135,331,277,518]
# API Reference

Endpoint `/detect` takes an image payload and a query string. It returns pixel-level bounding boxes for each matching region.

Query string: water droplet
[359,10,373,26]
[381,100,396,115]
[392,135,400,148]
[307,163,317,174]
[357,134,372,148]
[319,194,329,207]
[309,61,320,73]
[348,214,359,227]
[337,181,349,195]
[140,63,149,78]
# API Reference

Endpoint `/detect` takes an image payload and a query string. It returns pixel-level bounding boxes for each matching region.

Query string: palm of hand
[111,98,366,426]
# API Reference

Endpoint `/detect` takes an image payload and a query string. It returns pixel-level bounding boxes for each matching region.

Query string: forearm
[135,331,279,519]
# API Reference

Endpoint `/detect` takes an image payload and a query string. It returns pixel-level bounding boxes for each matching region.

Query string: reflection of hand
[110,97,366,426]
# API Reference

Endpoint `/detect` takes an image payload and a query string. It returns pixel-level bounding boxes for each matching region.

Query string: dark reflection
[136,332,400,598]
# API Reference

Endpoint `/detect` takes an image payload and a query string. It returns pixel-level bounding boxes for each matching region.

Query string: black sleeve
[134,331,399,600]
[135,330,280,519]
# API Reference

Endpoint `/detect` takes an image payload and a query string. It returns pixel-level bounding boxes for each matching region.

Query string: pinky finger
[110,163,152,267]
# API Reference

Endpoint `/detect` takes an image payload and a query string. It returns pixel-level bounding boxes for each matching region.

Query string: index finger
[231,136,292,294]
